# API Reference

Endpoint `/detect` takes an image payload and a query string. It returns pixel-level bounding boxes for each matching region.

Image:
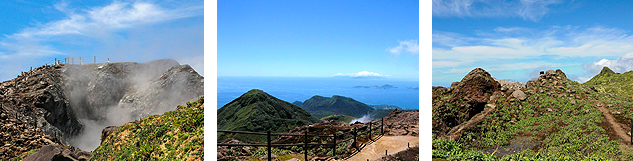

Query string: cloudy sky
[218,0,419,79]
[433,0,633,86]
[0,0,203,81]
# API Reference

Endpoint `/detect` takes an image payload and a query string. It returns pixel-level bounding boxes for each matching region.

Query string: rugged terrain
[0,59,203,159]
[433,68,633,160]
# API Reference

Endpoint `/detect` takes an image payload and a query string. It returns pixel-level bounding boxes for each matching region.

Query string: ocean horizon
[217,76,419,110]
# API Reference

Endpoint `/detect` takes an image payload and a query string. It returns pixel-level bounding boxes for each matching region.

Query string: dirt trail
[346,136,419,161]
[594,100,631,143]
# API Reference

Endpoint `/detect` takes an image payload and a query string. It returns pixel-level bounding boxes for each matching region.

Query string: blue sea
[217,77,419,109]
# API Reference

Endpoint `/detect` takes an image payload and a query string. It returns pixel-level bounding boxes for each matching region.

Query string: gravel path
[347,136,419,161]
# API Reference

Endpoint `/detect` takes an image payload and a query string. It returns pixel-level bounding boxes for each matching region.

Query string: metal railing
[218,118,385,161]
[50,56,111,65]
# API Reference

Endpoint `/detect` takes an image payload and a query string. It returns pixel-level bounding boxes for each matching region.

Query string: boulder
[23,144,92,161]
[387,108,402,117]
[451,68,501,104]
[512,90,527,101]
[101,126,118,144]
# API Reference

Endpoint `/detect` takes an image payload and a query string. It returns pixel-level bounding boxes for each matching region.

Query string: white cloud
[433,26,633,70]
[335,71,388,77]
[0,1,203,81]
[387,40,419,56]
[10,1,202,39]
[582,52,633,75]
[433,0,563,21]
[433,61,463,68]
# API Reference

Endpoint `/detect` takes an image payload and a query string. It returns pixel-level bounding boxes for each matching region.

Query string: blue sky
[433,0,633,86]
[0,0,203,81]
[218,0,419,79]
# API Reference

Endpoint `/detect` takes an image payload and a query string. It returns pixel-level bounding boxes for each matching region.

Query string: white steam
[349,113,374,124]
[62,60,203,151]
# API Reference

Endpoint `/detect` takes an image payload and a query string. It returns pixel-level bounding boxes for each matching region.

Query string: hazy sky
[433,0,633,86]
[0,0,203,81]
[218,0,419,79]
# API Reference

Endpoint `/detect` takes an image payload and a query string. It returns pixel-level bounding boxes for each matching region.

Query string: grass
[91,97,204,161]
[433,75,633,160]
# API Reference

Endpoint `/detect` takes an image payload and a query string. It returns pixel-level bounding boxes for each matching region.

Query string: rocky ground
[0,64,82,145]
[433,68,633,160]
[0,112,63,160]
[217,109,419,161]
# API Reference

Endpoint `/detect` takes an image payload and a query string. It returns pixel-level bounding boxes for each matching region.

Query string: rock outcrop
[494,78,525,91]
[0,113,63,160]
[0,64,82,144]
[433,68,501,135]
[23,144,92,161]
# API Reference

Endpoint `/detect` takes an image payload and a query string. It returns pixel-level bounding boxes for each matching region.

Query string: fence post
[353,128,358,151]
[630,120,632,145]
[304,129,308,161]
[369,121,372,141]
[94,56,96,63]
[332,133,337,157]
[381,118,384,135]
[267,130,271,161]
[55,58,57,65]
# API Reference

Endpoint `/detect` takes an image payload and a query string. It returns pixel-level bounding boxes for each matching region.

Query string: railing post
[381,118,384,135]
[332,133,337,157]
[267,130,271,161]
[304,129,308,161]
[369,121,372,141]
[353,128,358,151]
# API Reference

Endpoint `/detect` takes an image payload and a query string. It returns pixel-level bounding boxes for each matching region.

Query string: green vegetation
[321,114,356,123]
[433,71,633,160]
[217,89,320,143]
[301,95,374,119]
[584,66,633,99]
[91,97,204,161]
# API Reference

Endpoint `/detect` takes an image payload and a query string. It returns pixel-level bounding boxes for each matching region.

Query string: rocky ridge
[0,64,82,144]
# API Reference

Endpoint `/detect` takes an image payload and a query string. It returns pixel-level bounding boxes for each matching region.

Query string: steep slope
[433,68,633,160]
[584,66,633,99]
[91,97,204,161]
[217,89,320,142]
[0,113,63,160]
[301,95,374,119]
[0,64,82,144]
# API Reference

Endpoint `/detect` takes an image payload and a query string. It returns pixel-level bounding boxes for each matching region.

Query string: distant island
[353,84,397,89]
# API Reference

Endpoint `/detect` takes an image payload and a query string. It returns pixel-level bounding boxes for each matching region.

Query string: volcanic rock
[0,112,63,160]
[23,144,92,161]
[512,90,527,101]
[0,64,82,144]
[451,68,501,104]
[100,126,118,144]
[495,78,525,91]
